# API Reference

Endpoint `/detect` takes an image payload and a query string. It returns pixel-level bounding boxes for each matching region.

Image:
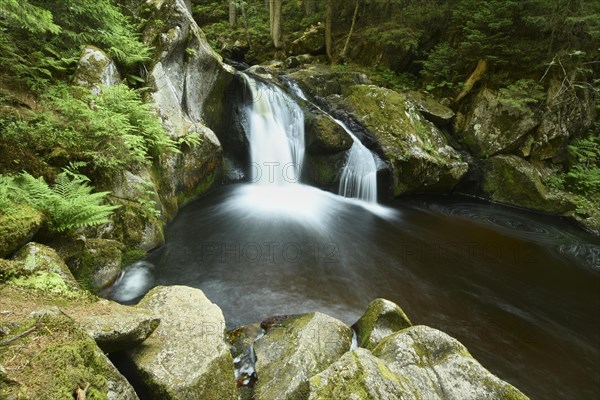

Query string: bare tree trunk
[325,0,334,63]
[270,0,283,49]
[455,59,487,103]
[340,0,360,60]
[241,0,250,45]
[229,0,236,28]
[303,0,315,16]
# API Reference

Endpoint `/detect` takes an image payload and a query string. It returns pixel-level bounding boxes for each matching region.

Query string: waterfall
[242,74,304,185]
[286,80,378,203]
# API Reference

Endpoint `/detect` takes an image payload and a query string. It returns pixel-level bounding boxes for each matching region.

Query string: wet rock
[406,91,455,127]
[373,325,528,399]
[305,113,353,154]
[482,155,576,213]
[0,204,43,258]
[11,243,79,290]
[454,88,542,158]
[337,85,468,196]
[126,286,237,400]
[353,298,412,350]
[289,65,372,98]
[308,348,418,400]
[73,46,121,93]
[70,299,160,353]
[79,238,124,292]
[254,312,353,400]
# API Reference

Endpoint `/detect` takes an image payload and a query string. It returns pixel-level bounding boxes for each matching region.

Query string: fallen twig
[0,323,39,347]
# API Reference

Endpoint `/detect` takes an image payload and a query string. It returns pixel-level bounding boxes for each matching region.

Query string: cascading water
[242,74,304,185]
[286,80,378,203]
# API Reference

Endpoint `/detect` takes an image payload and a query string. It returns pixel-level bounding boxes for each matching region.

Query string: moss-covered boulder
[289,65,372,98]
[373,325,528,399]
[353,298,412,350]
[72,45,121,93]
[254,312,353,400]
[125,286,237,400]
[454,88,542,158]
[0,259,20,283]
[308,348,418,400]
[288,24,325,56]
[338,85,468,195]
[78,238,124,292]
[0,313,138,400]
[305,113,353,154]
[482,155,576,213]
[68,299,160,353]
[405,91,454,127]
[11,243,79,290]
[0,204,44,258]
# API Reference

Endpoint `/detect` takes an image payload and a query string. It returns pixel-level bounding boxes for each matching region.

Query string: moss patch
[0,204,44,258]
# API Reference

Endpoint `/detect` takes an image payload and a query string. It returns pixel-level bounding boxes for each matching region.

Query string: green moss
[0,259,23,283]
[121,249,147,267]
[0,204,44,258]
[9,271,82,299]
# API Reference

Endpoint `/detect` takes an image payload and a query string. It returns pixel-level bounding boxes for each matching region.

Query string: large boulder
[11,242,79,290]
[372,325,528,399]
[73,45,121,93]
[353,298,412,350]
[0,204,43,258]
[482,155,576,213]
[78,238,124,292]
[308,348,418,400]
[405,91,455,127]
[336,85,468,196]
[454,88,543,158]
[305,113,353,154]
[289,65,372,98]
[68,299,160,353]
[288,24,325,56]
[254,312,353,400]
[0,313,138,400]
[125,286,237,400]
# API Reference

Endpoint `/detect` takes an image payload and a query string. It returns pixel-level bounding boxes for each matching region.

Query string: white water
[287,80,378,202]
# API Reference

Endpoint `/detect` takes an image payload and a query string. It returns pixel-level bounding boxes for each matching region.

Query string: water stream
[107,76,600,399]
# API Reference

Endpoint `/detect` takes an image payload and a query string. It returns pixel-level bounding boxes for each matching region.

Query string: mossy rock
[305,113,353,154]
[353,298,412,350]
[308,348,417,400]
[0,204,44,258]
[78,239,125,292]
[11,242,79,290]
[288,24,325,56]
[339,85,468,195]
[373,326,529,399]
[0,259,21,283]
[482,155,576,214]
[254,312,353,400]
[0,313,138,400]
[72,46,121,91]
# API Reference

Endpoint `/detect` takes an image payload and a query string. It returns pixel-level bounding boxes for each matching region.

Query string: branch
[0,323,39,347]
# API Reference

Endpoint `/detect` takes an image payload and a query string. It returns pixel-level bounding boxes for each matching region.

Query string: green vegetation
[3,170,118,234]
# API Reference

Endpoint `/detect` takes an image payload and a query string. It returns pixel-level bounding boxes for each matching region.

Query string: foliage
[6,171,119,233]
[1,84,176,176]
[497,79,545,115]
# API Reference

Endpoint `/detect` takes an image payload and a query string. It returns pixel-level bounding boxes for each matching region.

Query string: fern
[11,171,119,233]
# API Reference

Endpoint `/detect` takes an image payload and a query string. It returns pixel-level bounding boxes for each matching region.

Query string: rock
[289,24,325,56]
[531,80,596,161]
[305,113,353,154]
[482,155,576,213]
[254,312,353,400]
[221,39,250,61]
[338,85,468,196]
[11,243,79,290]
[284,54,317,69]
[73,45,121,93]
[353,298,412,350]
[0,204,43,258]
[308,348,418,400]
[69,299,160,353]
[406,91,455,127]
[0,259,20,283]
[78,238,124,292]
[0,313,138,400]
[303,152,347,189]
[373,325,528,400]
[289,65,372,98]
[454,88,542,158]
[126,286,236,400]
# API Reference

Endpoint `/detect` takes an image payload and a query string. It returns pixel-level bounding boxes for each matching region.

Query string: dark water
[108,184,600,399]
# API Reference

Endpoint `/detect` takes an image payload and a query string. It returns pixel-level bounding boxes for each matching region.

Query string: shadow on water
[107,185,600,399]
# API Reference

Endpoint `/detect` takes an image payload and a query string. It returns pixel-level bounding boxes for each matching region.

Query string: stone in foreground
[373,325,528,400]
[254,312,353,400]
[126,286,237,400]
[353,298,412,350]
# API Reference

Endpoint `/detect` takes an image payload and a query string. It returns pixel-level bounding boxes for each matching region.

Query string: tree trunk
[340,0,360,60]
[455,59,487,103]
[241,0,250,45]
[270,0,283,49]
[229,1,236,28]
[325,0,334,63]
[303,0,315,16]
